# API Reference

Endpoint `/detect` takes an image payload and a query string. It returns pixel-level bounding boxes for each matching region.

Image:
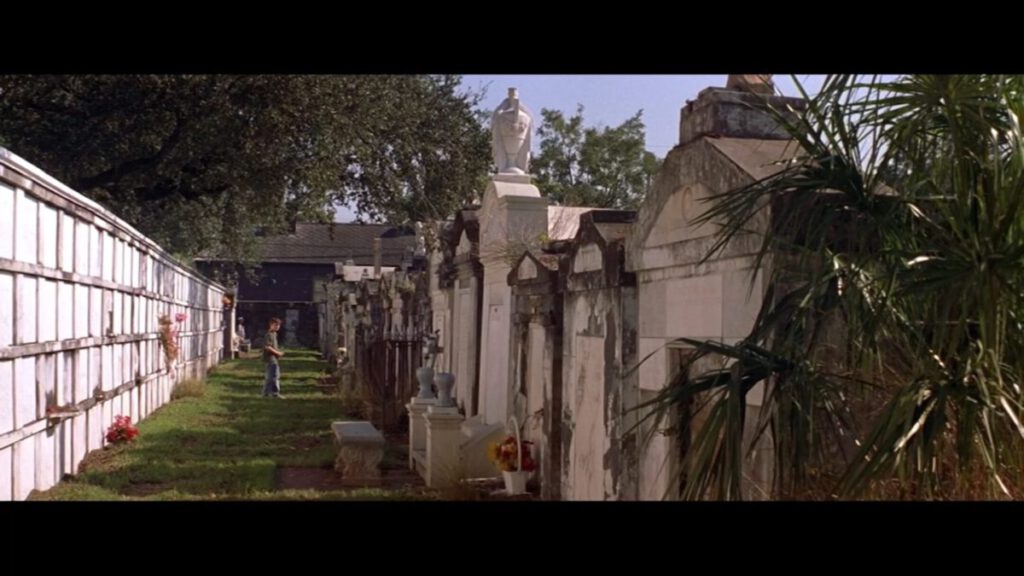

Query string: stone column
[424,405,465,488]
[406,397,436,470]
[478,182,548,425]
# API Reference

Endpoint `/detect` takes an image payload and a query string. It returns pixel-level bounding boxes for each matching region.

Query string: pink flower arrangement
[105,415,139,444]
[487,435,537,472]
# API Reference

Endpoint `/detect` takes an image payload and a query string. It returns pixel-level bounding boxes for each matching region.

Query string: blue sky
[462,75,824,156]
[336,74,825,222]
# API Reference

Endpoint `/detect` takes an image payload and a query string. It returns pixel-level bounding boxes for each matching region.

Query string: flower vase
[502,470,530,495]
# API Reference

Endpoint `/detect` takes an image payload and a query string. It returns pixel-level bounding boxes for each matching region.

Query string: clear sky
[336,74,825,222]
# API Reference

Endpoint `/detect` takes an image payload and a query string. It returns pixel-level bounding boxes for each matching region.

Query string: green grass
[31,349,432,501]
[171,378,205,400]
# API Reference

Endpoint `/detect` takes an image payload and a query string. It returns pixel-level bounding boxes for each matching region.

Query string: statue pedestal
[424,405,465,488]
[406,397,436,470]
[477,176,546,425]
[493,173,532,185]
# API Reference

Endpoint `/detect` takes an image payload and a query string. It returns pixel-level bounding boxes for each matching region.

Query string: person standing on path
[263,317,285,398]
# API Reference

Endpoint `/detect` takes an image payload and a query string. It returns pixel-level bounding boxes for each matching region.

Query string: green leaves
[0,75,491,262]
[642,75,1024,500]
[532,105,660,209]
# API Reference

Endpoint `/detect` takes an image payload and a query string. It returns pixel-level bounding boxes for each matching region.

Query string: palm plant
[639,75,1024,500]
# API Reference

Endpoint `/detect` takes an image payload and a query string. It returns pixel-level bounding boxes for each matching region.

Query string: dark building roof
[233,222,418,266]
[534,252,562,271]
[588,209,636,244]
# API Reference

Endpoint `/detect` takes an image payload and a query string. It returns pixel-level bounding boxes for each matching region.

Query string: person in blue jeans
[262,317,285,398]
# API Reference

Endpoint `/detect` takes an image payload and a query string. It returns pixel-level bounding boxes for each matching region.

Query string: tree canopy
[532,105,660,209]
[0,75,491,261]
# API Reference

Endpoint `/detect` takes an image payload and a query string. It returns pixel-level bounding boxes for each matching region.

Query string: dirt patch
[385,431,409,445]
[276,430,429,493]
[120,482,168,497]
[378,467,427,489]
[277,467,349,491]
[291,436,325,450]
[475,481,538,500]
[76,445,123,474]
[276,466,427,491]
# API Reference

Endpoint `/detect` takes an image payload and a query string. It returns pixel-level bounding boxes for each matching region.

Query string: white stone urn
[415,366,435,399]
[434,372,456,407]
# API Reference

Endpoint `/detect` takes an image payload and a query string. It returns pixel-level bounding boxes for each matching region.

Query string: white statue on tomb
[491,87,533,175]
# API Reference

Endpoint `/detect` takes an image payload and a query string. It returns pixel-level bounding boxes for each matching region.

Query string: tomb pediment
[507,251,559,287]
[456,230,473,256]
[517,257,538,280]
[572,243,602,274]
[644,183,716,248]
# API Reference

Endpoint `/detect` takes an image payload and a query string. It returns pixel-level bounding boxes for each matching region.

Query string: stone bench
[331,421,386,486]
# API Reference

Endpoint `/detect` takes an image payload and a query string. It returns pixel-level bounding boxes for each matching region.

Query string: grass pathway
[32,349,432,500]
